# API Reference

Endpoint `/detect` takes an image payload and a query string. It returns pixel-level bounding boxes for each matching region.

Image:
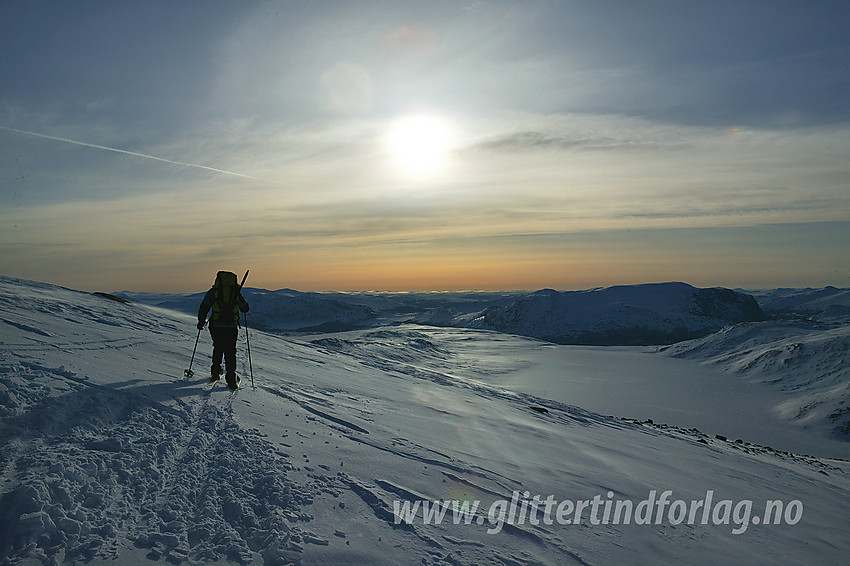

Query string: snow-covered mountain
[2,274,849,565]
[122,283,765,346]
[452,283,766,345]
[747,286,850,322]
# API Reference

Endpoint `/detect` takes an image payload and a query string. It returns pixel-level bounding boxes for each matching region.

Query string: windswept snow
[1,275,849,565]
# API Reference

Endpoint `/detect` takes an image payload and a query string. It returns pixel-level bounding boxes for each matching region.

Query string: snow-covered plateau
[1,275,848,565]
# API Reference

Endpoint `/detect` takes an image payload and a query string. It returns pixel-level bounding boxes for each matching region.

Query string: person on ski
[197,271,249,390]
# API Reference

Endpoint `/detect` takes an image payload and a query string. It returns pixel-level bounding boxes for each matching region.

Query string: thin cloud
[0,126,258,180]
[470,131,609,152]
[466,130,693,153]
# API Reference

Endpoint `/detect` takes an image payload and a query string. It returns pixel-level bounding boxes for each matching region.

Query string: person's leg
[209,327,223,380]
[222,328,239,389]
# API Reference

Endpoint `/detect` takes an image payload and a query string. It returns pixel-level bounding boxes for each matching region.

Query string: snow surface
[1,275,849,565]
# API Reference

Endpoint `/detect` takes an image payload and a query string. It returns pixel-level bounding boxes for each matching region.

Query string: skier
[197,271,250,390]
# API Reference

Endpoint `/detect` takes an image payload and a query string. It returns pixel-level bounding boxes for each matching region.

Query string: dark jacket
[198,287,249,329]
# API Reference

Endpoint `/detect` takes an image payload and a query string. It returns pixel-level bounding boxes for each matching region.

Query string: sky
[1,0,848,293]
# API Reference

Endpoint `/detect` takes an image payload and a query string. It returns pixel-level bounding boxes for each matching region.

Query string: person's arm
[198,288,214,324]
[237,292,249,313]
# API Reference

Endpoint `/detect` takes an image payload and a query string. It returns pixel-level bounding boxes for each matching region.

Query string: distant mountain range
[747,286,850,322]
[437,283,767,345]
[112,281,823,346]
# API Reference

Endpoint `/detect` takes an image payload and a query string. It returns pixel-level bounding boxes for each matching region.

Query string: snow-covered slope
[2,275,848,565]
[748,286,850,322]
[454,283,766,345]
[662,319,850,438]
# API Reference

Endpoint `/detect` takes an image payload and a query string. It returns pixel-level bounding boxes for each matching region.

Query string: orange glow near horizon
[16,217,848,295]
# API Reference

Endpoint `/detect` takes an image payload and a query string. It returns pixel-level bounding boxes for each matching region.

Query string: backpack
[212,271,240,324]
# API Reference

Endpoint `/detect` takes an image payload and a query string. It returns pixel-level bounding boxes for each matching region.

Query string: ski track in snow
[0,361,321,565]
[1,275,850,565]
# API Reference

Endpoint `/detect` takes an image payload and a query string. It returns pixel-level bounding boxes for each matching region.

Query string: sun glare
[385,114,454,178]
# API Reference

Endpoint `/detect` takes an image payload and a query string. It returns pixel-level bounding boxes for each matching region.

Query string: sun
[385,114,454,178]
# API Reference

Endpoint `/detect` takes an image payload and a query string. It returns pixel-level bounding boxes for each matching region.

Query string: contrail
[1,125,258,180]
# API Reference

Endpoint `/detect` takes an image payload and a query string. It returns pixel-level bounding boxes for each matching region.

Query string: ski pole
[185,324,202,378]
[244,311,254,388]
